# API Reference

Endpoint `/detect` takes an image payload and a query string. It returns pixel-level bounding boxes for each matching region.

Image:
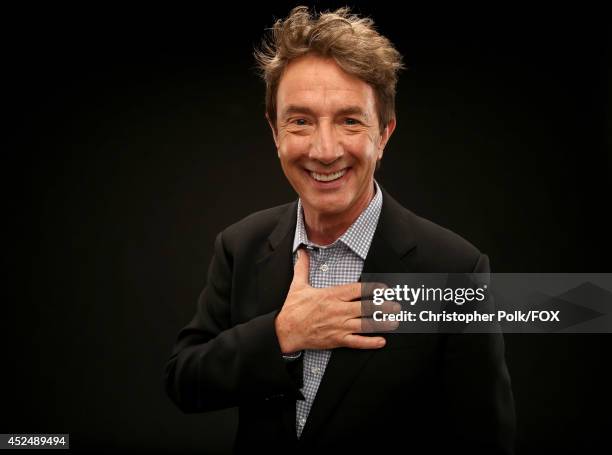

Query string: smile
[309,168,348,182]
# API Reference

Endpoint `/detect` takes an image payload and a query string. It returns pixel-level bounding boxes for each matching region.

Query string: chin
[313,205,346,216]
[307,197,352,215]
[296,180,360,214]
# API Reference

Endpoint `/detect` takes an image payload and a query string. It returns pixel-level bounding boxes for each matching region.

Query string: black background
[4,1,611,453]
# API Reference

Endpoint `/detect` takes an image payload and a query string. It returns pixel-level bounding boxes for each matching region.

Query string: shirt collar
[292,180,383,260]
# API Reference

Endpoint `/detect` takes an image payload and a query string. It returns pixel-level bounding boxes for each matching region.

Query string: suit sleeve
[440,254,516,455]
[164,231,302,413]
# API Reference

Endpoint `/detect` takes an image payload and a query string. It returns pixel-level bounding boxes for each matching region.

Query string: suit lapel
[255,212,295,316]
[255,201,301,439]
[299,188,418,442]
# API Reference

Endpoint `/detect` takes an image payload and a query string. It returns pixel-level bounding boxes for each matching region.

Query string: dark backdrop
[4,2,611,453]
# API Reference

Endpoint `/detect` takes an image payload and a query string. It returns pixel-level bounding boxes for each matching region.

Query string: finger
[361,300,401,317]
[342,334,386,349]
[361,282,391,301]
[341,300,400,318]
[360,317,400,333]
[330,282,362,301]
[290,248,310,288]
[343,301,365,318]
[344,316,399,334]
[328,282,389,302]
[332,281,389,302]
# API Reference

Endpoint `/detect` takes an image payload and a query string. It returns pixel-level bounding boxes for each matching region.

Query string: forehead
[276,54,376,115]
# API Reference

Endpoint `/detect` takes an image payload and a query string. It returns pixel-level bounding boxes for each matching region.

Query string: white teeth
[310,169,347,182]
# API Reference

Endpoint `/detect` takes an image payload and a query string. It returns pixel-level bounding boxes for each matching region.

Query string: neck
[302,182,375,246]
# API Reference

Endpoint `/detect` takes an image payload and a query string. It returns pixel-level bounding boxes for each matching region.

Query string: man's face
[269,54,395,219]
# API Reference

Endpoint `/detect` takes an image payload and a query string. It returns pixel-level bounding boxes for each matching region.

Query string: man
[165,6,515,453]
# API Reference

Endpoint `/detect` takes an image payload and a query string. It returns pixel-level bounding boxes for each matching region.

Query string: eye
[293,118,308,126]
[344,118,360,126]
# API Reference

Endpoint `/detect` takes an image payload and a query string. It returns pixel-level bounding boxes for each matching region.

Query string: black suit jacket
[165,188,515,454]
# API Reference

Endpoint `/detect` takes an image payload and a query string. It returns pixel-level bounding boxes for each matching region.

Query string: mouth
[308,168,349,183]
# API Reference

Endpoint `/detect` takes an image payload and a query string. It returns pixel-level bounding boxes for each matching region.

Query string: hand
[274,248,398,353]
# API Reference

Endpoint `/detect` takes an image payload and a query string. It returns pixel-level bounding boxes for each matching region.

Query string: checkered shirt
[291,180,383,438]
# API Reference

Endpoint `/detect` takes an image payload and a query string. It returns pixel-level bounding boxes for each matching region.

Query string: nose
[308,120,343,165]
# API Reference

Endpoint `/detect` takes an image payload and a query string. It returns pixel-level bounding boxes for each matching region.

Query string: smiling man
[165,6,515,454]
[270,53,394,246]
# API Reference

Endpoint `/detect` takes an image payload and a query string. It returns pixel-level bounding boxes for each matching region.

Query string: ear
[377,117,397,160]
[265,112,280,152]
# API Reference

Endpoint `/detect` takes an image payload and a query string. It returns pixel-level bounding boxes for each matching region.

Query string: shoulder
[410,209,481,261]
[217,201,296,252]
[382,190,486,272]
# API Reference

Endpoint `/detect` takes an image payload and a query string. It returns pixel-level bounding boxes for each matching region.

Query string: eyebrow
[281,105,368,119]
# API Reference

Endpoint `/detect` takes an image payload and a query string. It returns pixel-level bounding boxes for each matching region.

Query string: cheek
[344,136,379,164]
[279,136,309,160]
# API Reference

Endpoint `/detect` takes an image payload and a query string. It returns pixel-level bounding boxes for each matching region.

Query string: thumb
[290,248,310,289]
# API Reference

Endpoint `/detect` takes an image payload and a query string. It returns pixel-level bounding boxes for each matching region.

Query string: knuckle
[321,287,335,301]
